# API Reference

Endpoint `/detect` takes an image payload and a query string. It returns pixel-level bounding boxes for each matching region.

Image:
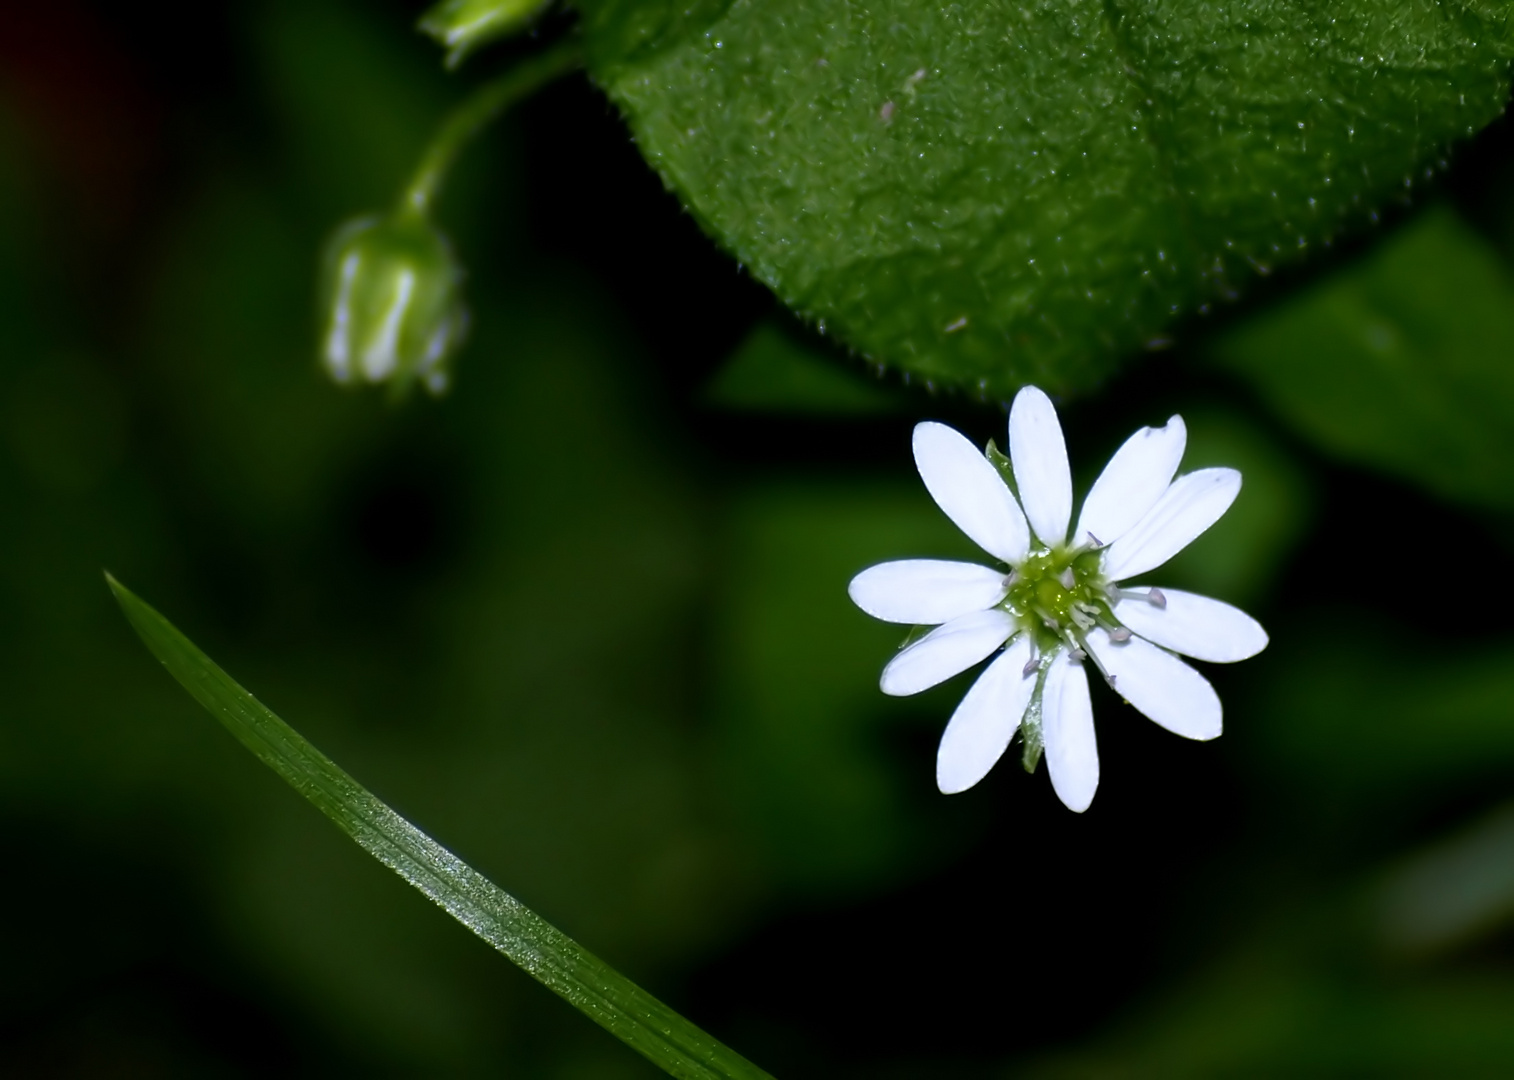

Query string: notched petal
[1042,649,1098,812]
[1074,415,1186,549]
[880,608,1015,697]
[1009,387,1072,548]
[936,635,1035,793]
[1086,627,1222,740]
[849,560,1008,625]
[1113,588,1268,663]
[1102,468,1241,582]
[913,422,1030,564]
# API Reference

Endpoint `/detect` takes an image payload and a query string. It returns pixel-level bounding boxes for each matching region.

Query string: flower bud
[320,213,467,397]
[418,0,553,67]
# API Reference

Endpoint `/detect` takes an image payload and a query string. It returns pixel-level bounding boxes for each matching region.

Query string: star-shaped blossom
[848,387,1267,812]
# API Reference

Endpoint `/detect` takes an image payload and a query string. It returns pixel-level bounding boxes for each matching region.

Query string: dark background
[5,2,1514,1076]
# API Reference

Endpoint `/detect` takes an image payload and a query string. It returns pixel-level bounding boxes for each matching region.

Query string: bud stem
[402,38,584,216]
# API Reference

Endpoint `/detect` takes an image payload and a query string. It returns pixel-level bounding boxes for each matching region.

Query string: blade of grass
[106,573,774,1080]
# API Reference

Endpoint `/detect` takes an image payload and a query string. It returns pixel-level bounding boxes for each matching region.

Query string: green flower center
[998,546,1113,654]
[993,545,1117,774]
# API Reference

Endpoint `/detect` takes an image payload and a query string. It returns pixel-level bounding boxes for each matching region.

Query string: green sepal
[1019,661,1049,773]
[898,624,931,650]
[1020,719,1044,775]
[984,438,1018,498]
[419,0,554,68]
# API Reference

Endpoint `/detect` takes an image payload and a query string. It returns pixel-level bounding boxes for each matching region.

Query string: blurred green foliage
[704,320,907,416]
[1212,205,1514,513]
[4,1,1514,1078]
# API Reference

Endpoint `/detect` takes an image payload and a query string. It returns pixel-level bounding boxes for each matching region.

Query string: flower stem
[402,36,583,217]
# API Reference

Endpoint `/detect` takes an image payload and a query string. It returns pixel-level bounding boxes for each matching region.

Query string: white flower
[848,387,1267,812]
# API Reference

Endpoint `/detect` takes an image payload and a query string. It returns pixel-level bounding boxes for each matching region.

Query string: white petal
[1101,468,1241,582]
[880,609,1015,697]
[913,422,1030,565]
[1113,588,1268,663]
[1043,649,1098,812]
[1073,415,1186,549]
[1086,627,1222,740]
[937,635,1036,794]
[849,560,1008,625]
[1009,387,1073,548]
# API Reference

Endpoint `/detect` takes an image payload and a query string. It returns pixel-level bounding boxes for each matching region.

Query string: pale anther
[1147,587,1167,609]
[1108,626,1132,643]
[1022,654,1039,678]
[1058,567,1076,590]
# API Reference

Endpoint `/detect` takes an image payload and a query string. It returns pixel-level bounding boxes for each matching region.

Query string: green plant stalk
[107,574,773,1080]
[403,35,582,216]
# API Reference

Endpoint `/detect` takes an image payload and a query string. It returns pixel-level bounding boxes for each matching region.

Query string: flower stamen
[1109,586,1167,608]
[1058,627,1088,662]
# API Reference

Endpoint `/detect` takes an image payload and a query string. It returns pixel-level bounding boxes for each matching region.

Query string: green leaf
[105,573,772,1080]
[704,318,908,414]
[1377,803,1514,957]
[1251,619,1514,805]
[575,0,732,70]
[1209,205,1514,513]
[581,0,1513,395]
[711,483,981,895]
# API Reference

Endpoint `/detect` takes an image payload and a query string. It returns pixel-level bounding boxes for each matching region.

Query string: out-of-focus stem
[402,37,583,217]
